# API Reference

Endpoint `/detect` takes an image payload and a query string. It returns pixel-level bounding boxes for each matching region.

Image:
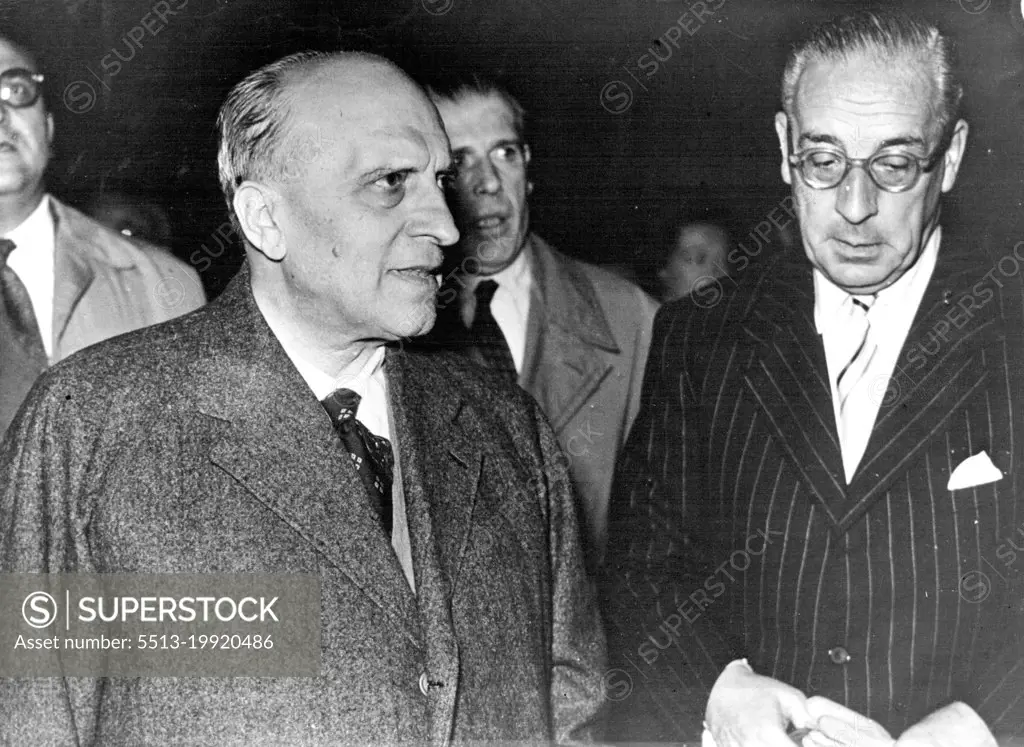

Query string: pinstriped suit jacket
[601,223,1024,741]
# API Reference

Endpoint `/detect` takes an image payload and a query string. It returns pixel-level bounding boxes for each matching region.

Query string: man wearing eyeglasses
[425,76,658,573]
[603,9,1019,747]
[0,36,203,438]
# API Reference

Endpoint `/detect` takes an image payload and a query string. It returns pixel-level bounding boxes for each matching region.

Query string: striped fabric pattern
[602,233,1024,742]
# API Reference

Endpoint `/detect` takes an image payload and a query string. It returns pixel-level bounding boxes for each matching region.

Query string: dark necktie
[0,238,48,436]
[321,388,394,535]
[470,279,517,382]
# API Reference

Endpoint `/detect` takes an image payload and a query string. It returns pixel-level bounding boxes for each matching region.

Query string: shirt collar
[288,344,386,403]
[814,225,942,335]
[6,194,53,251]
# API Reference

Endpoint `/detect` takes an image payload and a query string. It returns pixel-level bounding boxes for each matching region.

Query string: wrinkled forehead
[791,51,940,148]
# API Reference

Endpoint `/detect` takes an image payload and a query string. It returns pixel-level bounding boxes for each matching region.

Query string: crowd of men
[0,7,1020,746]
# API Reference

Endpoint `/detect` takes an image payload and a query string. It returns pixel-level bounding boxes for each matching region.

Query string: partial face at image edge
[0,38,53,201]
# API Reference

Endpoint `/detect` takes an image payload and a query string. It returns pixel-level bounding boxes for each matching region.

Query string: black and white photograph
[0,0,1022,744]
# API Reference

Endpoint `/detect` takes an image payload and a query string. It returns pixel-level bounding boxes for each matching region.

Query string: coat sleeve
[0,376,103,746]
[599,302,742,743]
[532,401,608,744]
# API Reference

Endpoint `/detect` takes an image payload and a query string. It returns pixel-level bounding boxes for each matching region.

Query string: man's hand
[705,660,813,747]
[803,696,895,747]
[895,702,996,747]
[802,697,996,747]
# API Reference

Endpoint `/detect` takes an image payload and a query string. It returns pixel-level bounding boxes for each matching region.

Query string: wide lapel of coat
[51,198,128,358]
[844,232,1002,524]
[740,253,849,527]
[520,236,619,434]
[194,265,421,648]
[386,347,483,746]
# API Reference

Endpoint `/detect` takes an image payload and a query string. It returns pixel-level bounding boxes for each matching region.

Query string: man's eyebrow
[452,138,523,153]
[797,132,842,148]
[876,135,928,150]
[358,163,415,182]
[797,132,928,151]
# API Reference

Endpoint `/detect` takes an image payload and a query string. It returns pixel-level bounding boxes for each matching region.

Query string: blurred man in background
[427,75,658,570]
[0,34,203,438]
[657,220,732,303]
[87,189,173,246]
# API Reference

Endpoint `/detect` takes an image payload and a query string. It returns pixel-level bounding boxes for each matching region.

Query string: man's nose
[423,189,460,247]
[470,159,501,195]
[834,165,879,225]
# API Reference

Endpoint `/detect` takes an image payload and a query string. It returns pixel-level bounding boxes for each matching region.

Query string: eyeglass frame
[0,68,45,109]
[785,124,953,194]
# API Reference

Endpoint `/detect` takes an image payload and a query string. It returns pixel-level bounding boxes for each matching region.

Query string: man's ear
[940,119,969,193]
[523,144,533,195]
[232,181,285,261]
[774,111,792,186]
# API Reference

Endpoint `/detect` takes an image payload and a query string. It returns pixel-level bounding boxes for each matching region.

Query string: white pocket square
[947,450,1003,491]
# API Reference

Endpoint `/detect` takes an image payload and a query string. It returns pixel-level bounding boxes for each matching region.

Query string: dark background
[4,0,1022,297]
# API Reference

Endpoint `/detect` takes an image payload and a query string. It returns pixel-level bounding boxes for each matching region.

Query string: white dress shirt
[814,226,941,482]
[284,344,390,440]
[460,240,533,373]
[5,195,56,359]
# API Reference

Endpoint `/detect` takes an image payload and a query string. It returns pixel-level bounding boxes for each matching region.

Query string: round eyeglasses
[0,68,44,109]
[788,147,944,193]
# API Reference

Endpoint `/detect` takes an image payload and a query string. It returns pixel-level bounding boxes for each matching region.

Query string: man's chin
[0,173,32,195]
[459,235,522,275]
[390,304,436,341]
[824,265,899,294]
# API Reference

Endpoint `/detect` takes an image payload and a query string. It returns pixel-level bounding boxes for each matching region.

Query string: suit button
[419,672,430,695]
[828,646,851,665]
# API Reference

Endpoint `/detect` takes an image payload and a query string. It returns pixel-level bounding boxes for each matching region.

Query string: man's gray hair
[216,50,333,212]
[781,9,963,144]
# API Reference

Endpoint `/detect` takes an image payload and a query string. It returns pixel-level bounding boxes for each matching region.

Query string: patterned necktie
[321,388,394,535]
[470,279,517,382]
[836,295,876,412]
[0,238,48,436]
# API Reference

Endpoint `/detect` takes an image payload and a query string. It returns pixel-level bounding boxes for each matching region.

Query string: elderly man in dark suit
[0,50,605,744]
[0,33,203,439]
[603,9,1019,747]
[425,75,658,572]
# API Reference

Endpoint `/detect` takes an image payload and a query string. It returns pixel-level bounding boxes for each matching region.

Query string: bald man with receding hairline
[0,50,605,745]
